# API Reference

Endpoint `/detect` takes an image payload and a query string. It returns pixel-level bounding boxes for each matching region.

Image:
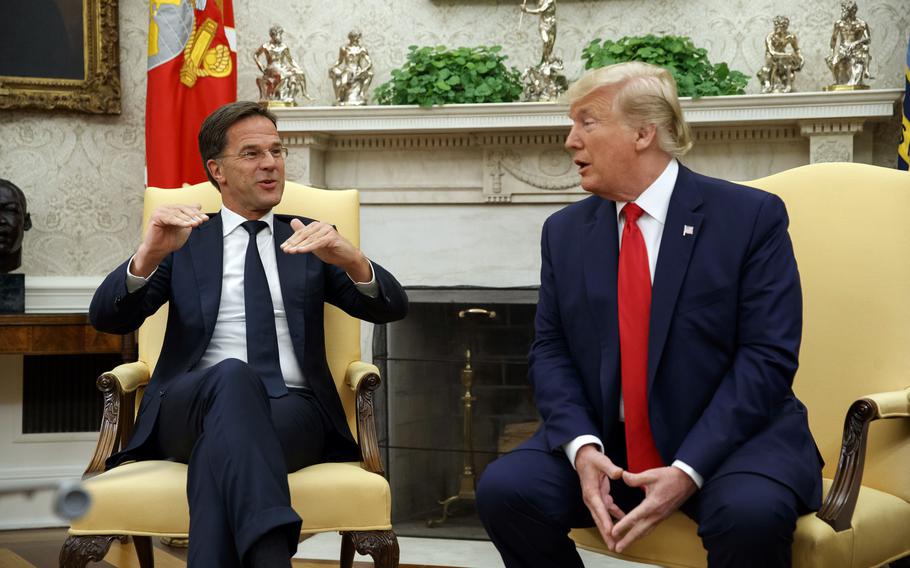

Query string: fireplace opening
[372,287,542,540]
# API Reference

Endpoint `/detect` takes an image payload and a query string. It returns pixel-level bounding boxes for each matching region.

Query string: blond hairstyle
[564,62,693,157]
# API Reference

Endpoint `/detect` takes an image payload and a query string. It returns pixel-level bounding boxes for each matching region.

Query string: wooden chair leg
[342,530,399,568]
[59,535,120,568]
[340,531,355,568]
[133,536,155,568]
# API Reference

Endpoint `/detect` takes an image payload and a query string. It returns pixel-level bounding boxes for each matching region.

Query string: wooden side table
[0,314,134,361]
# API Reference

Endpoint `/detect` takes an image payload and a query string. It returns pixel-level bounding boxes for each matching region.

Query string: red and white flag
[146,0,237,187]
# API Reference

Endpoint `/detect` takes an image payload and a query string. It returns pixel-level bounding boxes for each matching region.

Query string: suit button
[159,389,165,396]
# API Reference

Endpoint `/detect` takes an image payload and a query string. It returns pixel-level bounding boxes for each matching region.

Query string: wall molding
[23,276,102,313]
[0,464,86,530]
[692,125,803,143]
[0,464,84,482]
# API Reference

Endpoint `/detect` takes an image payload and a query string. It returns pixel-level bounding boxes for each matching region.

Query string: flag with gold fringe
[899,35,910,170]
[146,0,237,187]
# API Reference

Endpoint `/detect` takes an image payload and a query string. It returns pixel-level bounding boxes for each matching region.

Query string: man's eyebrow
[570,106,595,120]
[238,141,281,150]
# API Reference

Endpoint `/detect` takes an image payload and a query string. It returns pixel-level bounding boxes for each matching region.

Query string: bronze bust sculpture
[0,178,31,273]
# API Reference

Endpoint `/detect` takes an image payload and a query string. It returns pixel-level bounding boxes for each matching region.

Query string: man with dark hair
[90,101,408,567]
[197,101,277,189]
[0,178,32,273]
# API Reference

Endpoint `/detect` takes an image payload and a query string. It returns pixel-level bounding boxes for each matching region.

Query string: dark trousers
[149,358,332,568]
[477,446,806,568]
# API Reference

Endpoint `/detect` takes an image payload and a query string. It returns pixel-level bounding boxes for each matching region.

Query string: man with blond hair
[477,62,822,567]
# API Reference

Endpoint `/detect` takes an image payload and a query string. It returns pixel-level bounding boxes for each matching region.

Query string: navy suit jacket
[524,164,822,509]
[90,213,408,468]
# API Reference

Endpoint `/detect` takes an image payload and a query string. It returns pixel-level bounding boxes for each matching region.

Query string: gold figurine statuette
[329,30,374,106]
[520,0,557,64]
[825,1,872,90]
[253,25,310,106]
[522,57,568,102]
[519,0,566,102]
[757,16,804,94]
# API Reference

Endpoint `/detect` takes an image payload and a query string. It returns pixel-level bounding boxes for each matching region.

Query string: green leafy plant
[375,45,523,107]
[581,35,749,97]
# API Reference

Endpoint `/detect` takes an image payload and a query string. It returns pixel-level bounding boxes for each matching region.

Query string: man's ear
[206,159,225,186]
[634,123,658,151]
[23,212,32,231]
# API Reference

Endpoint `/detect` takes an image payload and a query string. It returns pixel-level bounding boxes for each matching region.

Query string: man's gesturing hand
[132,204,208,278]
[611,466,697,553]
[281,218,372,282]
[575,444,626,551]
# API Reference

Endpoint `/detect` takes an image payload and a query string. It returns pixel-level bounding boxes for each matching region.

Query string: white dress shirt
[126,205,378,389]
[562,159,704,488]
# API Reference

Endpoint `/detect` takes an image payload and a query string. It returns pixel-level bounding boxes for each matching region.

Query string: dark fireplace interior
[372,287,541,539]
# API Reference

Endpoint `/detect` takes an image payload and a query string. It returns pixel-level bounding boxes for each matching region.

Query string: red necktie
[618,203,663,473]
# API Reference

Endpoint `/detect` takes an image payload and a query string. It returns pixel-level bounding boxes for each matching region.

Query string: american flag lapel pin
[682,225,694,236]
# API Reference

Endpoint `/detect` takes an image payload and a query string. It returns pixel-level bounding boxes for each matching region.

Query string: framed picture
[0,0,121,114]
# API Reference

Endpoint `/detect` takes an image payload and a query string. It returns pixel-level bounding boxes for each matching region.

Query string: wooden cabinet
[0,314,133,359]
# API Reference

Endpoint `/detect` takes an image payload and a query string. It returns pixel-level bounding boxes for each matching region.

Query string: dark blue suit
[477,165,822,567]
[90,213,408,565]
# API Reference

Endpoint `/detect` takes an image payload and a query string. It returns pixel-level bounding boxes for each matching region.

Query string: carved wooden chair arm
[345,361,385,476]
[865,386,910,418]
[83,361,151,477]
[816,385,910,532]
[104,361,151,393]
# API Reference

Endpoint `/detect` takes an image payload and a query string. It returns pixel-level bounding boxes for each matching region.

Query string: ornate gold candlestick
[428,308,496,527]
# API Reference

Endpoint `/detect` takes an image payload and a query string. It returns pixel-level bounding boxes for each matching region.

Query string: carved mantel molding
[274,89,901,205]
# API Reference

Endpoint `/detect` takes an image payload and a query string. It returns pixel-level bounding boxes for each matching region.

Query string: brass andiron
[428,308,497,527]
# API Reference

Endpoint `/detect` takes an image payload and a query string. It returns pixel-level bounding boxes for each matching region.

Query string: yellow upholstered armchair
[570,163,910,567]
[59,182,399,568]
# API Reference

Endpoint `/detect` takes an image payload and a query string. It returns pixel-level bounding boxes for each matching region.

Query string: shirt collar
[220,205,275,237]
[616,158,679,225]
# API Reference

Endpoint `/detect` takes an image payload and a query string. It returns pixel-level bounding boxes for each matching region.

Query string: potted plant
[375,45,523,107]
[581,35,749,97]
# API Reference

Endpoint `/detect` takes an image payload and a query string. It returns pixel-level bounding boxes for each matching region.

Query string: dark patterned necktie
[241,220,287,397]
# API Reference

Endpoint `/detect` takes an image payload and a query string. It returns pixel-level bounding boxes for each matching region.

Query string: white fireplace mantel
[278,89,899,133]
[275,89,901,206]
[274,89,906,289]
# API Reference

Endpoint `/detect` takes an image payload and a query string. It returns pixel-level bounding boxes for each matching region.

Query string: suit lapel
[582,199,622,419]
[273,216,309,323]
[583,198,619,350]
[648,166,703,388]
[189,214,224,342]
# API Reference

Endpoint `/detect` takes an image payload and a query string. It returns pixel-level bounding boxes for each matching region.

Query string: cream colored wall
[0,0,907,278]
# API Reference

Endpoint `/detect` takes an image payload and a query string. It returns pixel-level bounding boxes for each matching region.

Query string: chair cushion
[570,479,910,568]
[69,460,391,537]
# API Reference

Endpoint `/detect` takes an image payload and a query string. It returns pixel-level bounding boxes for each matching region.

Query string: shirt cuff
[563,435,604,471]
[125,254,157,293]
[350,259,379,298]
[671,459,704,489]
